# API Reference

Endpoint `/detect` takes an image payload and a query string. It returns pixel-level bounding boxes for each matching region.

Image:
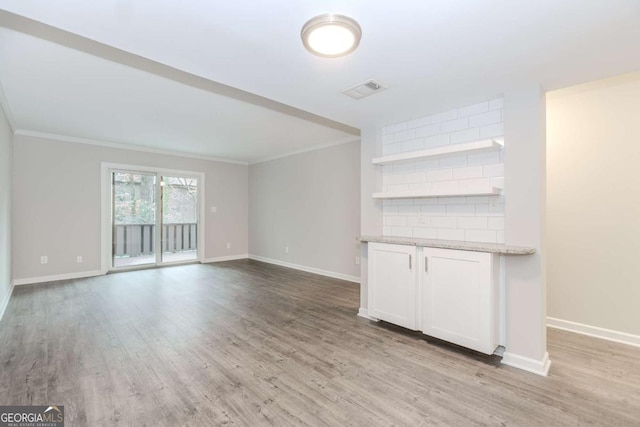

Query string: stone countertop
[359,235,535,255]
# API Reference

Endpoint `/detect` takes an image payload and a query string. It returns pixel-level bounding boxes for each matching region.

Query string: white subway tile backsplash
[430,216,457,228]
[431,180,459,192]
[421,205,447,216]
[408,216,430,227]
[438,228,465,241]
[480,122,504,138]
[483,163,504,177]
[382,98,504,244]
[424,134,450,148]
[415,198,440,206]
[468,150,501,166]
[391,227,413,237]
[383,142,404,155]
[453,166,483,180]
[391,198,416,206]
[440,117,469,133]
[398,205,421,215]
[383,173,406,186]
[406,172,427,183]
[406,116,431,129]
[430,109,458,124]
[414,159,440,170]
[458,216,488,230]
[450,127,480,144]
[465,229,497,243]
[385,184,409,192]
[385,216,408,226]
[458,101,489,117]
[408,182,430,191]
[489,98,504,110]
[459,178,492,190]
[427,169,453,182]
[383,226,392,235]
[488,217,505,230]
[446,204,475,216]
[384,122,407,135]
[415,123,441,138]
[469,110,502,127]
[383,205,399,216]
[394,128,416,143]
[402,138,425,152]
[392,162,415,173]
[438,154,468,168]
[413,228,438,239]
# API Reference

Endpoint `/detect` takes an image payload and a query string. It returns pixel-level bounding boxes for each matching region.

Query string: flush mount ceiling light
[301,14,362,58]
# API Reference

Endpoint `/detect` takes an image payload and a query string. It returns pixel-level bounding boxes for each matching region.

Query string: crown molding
[13,130,249,165]
[250,136,360,165]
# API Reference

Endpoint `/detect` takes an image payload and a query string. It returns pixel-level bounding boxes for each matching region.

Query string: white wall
[12,134,248,282]
[547,72,640,337]
[381,99,505,242]
[0,104,12,318]
[249,141,360,280]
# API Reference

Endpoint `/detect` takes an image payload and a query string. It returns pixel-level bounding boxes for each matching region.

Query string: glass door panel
[112,171,157,268]
[161,176,198,263]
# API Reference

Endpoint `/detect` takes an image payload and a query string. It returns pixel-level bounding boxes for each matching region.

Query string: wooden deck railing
[114,223,197,257]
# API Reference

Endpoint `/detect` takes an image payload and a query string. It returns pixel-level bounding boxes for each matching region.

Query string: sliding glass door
[161,176,198,263]
[110,169,199,269]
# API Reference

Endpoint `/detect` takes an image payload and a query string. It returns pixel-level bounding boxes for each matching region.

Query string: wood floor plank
[1,259,639,426]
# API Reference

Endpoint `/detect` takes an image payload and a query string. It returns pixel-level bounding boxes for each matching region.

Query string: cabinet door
[421,248,497,354]
[368,243,418,330]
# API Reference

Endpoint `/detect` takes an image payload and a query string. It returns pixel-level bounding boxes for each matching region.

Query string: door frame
[101,162,205,273]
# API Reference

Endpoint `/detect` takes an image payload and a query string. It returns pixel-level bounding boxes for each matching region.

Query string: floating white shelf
[372,138,503,165]
[372,187,502,199]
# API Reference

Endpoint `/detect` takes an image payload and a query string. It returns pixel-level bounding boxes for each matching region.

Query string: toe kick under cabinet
[367,242,500,354]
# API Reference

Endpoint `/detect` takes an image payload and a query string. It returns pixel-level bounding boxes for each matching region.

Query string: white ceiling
[0,1,639,162]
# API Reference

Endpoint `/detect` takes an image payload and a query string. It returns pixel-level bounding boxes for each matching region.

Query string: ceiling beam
[0,10,361,136]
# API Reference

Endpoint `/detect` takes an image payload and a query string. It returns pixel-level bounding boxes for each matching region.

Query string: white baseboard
[501,351,551,376]
[201,254,249,263]
[357,307,379,321]
[12,270,104,286]
[547,316,640,348]
[248,255,360,284]
[0,283,14,323]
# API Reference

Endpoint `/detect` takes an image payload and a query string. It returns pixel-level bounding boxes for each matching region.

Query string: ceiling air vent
[342,79,387,100]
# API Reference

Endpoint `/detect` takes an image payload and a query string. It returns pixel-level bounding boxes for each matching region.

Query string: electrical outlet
[285,246,289,254]
[211,206,217,213]
[40,256,48,264]
[355,256,361,265]
[226,242,231,249]
[77,256,83,263]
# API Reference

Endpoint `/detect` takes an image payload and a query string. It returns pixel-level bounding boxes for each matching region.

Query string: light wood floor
[1,260,639,426]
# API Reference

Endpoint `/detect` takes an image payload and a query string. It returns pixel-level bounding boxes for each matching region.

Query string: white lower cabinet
[367,242,418,330]
[421,247,499,354]
[367,243,499,354]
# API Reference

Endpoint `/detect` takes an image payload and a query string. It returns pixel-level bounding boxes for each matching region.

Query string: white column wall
[502,85,550,375]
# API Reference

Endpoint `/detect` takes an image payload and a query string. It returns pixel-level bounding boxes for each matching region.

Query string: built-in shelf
[372,187,502,199]
[372,138,503,165]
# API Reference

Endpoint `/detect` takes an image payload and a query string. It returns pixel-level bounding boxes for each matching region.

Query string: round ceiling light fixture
[301,14,362,58]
